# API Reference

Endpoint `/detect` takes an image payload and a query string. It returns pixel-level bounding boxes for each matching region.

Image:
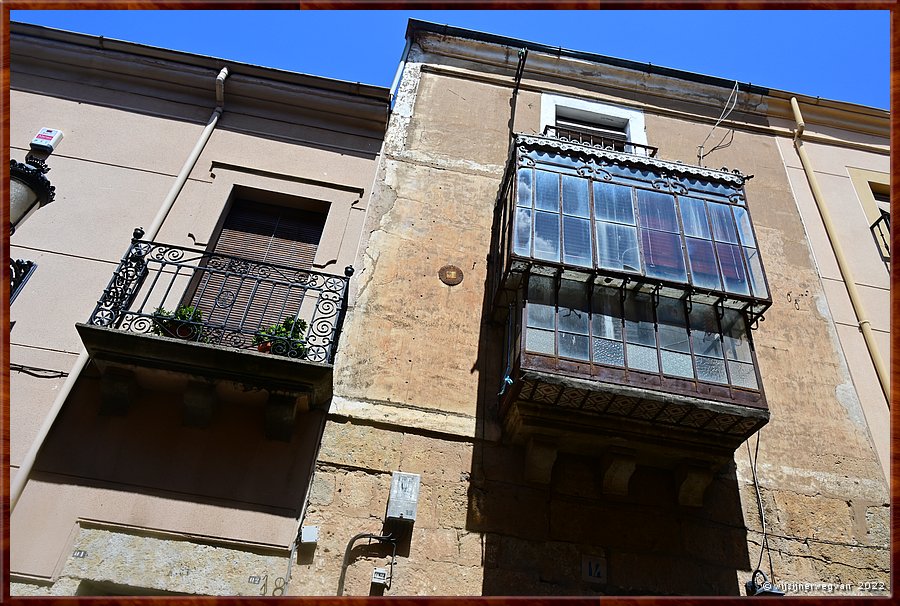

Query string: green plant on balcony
[151,304,204,341]
[253,316,308,357]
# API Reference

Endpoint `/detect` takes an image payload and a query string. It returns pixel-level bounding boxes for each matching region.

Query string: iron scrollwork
[86,230,352,365]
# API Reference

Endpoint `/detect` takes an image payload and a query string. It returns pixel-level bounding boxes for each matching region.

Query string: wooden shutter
[191,201,325,335]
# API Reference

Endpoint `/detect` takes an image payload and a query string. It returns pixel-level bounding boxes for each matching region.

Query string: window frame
[540,94,649,149]
[512,158,770,304]
[518,276,765,401]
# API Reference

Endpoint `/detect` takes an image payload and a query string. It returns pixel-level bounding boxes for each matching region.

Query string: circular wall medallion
[438,265,464,286]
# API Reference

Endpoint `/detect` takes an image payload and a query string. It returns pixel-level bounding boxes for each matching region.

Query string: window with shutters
[191,200,326,335]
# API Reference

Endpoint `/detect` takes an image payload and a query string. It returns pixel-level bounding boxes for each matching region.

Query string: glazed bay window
[491,131,773,482]
[513,151,769,302]
[523,277,760,392]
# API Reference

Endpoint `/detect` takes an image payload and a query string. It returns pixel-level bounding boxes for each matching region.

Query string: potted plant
[253,315,308,357]
[151,304,204,340]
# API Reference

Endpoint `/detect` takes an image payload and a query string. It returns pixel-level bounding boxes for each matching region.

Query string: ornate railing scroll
[10,258,37,303]
[87,229,352,365]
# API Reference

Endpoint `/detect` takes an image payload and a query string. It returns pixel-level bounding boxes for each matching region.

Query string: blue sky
[10,10,889,109]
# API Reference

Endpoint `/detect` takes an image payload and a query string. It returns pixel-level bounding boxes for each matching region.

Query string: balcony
[490,134,772,502]
[76,229,351,440]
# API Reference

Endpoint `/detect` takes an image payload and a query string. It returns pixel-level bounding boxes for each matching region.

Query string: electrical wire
[746,430,775,582]
[697,80,739,166]
[10,363,69,379]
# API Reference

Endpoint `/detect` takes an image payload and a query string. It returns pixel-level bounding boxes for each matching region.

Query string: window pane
[636,189,679,232]
[744,247,769,299]
[559,332,590,361]
[562,216,593,267]
[690,304,724,358]
[661,350,694,378]
[527,302,555,330]
[517,169,533,208]
[679,196,711,239]
[716,242,750,295]
[627,343,659,373]
[709,202,738,243]
[527,274,554,307]
[561,174,590,217]
[535,170,560,212]
[558,280,589,335]
[685,237,722,291]
[525,327,555,355]
[657,297,690,353]
[641,229,687,282]
[696,356,728,383]
[729,360,759,389]
[533,211,561,262]
[624,291,656,346]
[591,286,623,341]
[513,208,532,256]
[596,222,641,272]
[733,206,756,247]
[593,181,635,225]
[593,337,625,366]
[721,309,753,362]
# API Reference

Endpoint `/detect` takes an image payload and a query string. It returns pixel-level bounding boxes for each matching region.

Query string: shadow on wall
[468,438,752,596]
[33,364,325,518]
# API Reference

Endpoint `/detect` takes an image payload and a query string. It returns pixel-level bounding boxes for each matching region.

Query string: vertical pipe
[10,66,230,513]
[789,97,890,403]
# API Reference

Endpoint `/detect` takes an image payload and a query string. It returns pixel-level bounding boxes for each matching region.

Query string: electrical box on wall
[29,128,63,154]
[386,472,420,523]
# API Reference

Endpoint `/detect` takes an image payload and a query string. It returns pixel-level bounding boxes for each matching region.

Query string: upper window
[512,152,769,301]
[539,94,652,156]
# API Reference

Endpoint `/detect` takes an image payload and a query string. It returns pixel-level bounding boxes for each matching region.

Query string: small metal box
[300,525,319,544]
[29,128,63,154]
[385,471,420,523]
[371,568,389,586]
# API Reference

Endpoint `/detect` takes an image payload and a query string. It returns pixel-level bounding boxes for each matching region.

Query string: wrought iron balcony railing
[87,228,351,365]
[543,125,659,157]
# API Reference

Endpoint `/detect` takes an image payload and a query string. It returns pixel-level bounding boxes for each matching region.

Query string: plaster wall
[772,135,889,477]
[10,45,385,591]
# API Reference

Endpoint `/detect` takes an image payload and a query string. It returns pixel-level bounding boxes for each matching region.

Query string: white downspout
[789,97,890,403]
[11,66,230,512]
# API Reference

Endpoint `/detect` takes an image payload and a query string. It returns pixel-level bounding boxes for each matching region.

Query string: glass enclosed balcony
[490,133,772,491]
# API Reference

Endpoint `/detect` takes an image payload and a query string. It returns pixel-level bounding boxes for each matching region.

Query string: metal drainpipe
[10,66,231,513]
[789,97,890,403]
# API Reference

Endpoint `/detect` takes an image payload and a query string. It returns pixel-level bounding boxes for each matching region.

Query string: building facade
[8,20,890,597]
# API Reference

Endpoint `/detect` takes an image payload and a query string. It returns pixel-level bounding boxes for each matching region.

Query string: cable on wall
[746,431,776,582]
[696,80,739,166]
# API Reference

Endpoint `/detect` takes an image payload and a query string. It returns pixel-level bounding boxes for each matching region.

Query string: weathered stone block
[308,471,336,506]
[318,421,403,472]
